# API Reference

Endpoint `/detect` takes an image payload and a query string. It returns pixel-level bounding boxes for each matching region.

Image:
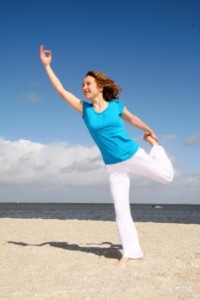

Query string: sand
[0,204,200,300]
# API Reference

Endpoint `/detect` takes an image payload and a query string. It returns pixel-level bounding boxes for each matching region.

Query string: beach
[0,203,200,300]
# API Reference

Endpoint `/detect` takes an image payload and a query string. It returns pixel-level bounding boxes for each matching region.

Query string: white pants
[106,145,174,259]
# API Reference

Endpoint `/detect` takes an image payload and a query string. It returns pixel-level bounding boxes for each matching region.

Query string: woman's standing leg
[107,166,144,260]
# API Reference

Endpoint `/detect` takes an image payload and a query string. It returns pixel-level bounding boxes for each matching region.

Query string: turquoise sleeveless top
[82,100,139,164]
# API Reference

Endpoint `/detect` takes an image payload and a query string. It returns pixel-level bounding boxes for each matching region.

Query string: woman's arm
[122,107,158,141]
[40,45,83,114]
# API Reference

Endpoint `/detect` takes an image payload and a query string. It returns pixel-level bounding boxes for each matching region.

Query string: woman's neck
[92,96,108,112]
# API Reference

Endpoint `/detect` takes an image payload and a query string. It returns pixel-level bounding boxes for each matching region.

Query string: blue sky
[0,0,200,204]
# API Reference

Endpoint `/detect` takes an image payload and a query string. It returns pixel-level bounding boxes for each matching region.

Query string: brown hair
[85,70,122,102]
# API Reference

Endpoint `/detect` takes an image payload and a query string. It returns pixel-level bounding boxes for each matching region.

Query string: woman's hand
[143,132,159,145]
[40,45,52,66]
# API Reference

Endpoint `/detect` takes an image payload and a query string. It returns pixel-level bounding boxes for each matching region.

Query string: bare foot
[114,257,130,265]
[143,133,158,146]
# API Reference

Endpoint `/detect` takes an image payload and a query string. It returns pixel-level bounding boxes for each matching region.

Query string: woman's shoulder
[83,101,92,109]
[110,100,125,115]
[110,99,124,107]
[82,101,93,118]
[110,99,124,104]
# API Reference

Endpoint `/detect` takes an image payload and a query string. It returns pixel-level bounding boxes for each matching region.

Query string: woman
[40,45,174,264]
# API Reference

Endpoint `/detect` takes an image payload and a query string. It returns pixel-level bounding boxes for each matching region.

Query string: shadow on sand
[7,240,123,260]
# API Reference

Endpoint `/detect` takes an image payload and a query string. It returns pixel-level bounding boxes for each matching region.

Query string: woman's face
[82,75,102,100]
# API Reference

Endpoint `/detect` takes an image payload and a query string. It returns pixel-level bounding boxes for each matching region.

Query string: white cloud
[185,132,200,145]
[0,137,199,204]
[0,137,105,186]
[161,134,176,143]
[24,92,42,103]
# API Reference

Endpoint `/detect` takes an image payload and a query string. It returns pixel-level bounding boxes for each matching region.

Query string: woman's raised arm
[40,45,83,114]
